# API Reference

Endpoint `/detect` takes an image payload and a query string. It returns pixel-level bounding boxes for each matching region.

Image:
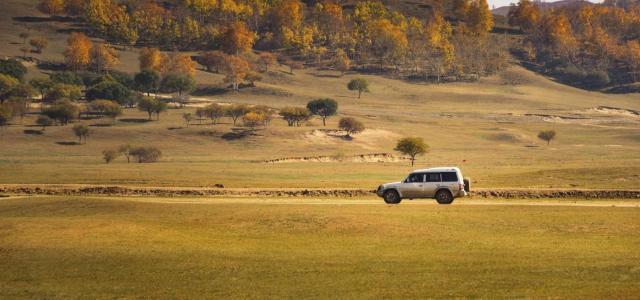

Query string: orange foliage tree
[64,32,92,70]
[222,21,256,55]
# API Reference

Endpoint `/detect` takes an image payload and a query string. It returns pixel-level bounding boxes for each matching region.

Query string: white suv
[376,167,468,204]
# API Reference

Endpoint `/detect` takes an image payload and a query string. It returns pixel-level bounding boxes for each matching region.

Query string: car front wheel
[435,190,454,205]
[383,190,401,204]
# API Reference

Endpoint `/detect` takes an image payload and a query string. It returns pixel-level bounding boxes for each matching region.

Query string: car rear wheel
[383,190,401,204]
[435,190,454,204]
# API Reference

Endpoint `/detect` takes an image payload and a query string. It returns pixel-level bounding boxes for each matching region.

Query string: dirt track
[1,184,639,199]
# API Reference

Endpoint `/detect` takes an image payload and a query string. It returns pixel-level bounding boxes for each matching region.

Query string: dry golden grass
[0,196,639,298]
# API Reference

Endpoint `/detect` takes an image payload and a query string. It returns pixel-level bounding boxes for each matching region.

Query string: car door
[398,173,424,198]
[440,172,460,195]
[422,173,441,198]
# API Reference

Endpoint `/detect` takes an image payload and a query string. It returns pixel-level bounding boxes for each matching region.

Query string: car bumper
[376,186,384,197]
[457,190,468,197]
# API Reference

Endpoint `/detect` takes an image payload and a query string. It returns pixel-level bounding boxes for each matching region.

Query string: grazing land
[0,196,639,298]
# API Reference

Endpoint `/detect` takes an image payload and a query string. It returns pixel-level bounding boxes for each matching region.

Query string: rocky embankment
[1,185,639,199]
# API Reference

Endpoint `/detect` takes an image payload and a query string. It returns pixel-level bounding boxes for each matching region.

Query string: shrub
[109,71,135,89]
[242,112,264,130]
[338,117,365,137]
[44,83,82,102]
[43,99,79,125]
[0,74,19,104]
[0,59,27,80]
[0,104,12,128]
[279,106,310,127]
[129,146,162,163]
[582,71,610,89]
[86,80,131,105]
[36,115,54,130]
[89,99,122,121]
[160,73,195,96]
[50,71,84,86]
[203,103,226,125]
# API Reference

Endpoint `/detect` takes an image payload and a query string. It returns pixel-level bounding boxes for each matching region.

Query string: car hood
[381,181,401,188]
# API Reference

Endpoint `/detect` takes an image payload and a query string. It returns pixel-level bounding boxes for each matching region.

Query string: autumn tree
[89,99,122,122]
[283,58,304,74]
[222,21,256,55]
[29,37,49,54]
[370,19,408,69]
[242,112,265,130]
[508,0,541,33]
[64,32,92,70]
[139,48,163,72]
[347,78,370,98]
[467,0,494,35]
[307,98,338,126]
[338,117,365,138]
[162,52,197,77]
[200,51,226,73]
[451,0,470,22]
[38,0,65,16]
[333,49,350,76]
[90,43,119,74]
[395,137,429,166]
[258,52,277,72]
[222,55,250,91]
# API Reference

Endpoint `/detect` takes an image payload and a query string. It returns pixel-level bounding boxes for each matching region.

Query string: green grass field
[0,196,638,298]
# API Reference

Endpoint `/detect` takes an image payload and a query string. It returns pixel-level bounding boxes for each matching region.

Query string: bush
[279,106,310,127]
[129,146,162,163]
[109,71,135,89]
[338,117,365,137]
[0,59,27,80]
[86,80,131,105]
[43,99,79,125]
[36,115,54,130]
[102,149,119,164]
[72,124,91,144]
[45,83,82,101]
[89,99,122,120]
[582,71,610,89]
[50,71,84,86]
[0,104,12,128]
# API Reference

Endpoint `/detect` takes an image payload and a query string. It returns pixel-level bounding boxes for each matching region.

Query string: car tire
[435,190,454,205]
[383,190,401,204]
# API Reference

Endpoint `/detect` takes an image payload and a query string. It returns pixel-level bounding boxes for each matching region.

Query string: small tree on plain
[89,99,122,123]
[227,104,249,126]
[242,112,264,131]
[279,106,310,127]
[102,149,119,163]
[72,124,90,144]
[395,137,429,166]
[130,146,162,163]
[118,144,132,163]
[204,103,226,125]
[347,78,370,99]
[36,115,54,131]
[134,70,160,96]
[307,98,338,126]
[538,130,556,146]
[338,117,365,138]
[183,113,193,127]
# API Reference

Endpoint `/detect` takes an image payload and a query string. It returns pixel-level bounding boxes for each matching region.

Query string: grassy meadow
[0,196,639,298]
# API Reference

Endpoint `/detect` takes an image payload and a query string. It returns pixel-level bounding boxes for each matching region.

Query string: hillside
[492,0,593,16]
[0,0,638,189]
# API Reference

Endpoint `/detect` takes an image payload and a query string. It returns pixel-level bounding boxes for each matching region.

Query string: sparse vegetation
[35,115,54,131]
[280,107,310,127]
[102,149,119,163]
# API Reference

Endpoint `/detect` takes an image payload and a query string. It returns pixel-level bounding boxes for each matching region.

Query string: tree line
[509,0,640,89]
[37,0,507,82]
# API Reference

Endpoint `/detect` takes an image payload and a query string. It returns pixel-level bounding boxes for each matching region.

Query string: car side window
[441,172,458,182]
[407,173,424,183]
[426,173,441,182]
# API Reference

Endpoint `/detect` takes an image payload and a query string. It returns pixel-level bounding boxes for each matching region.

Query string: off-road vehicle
[376,167,469,204]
